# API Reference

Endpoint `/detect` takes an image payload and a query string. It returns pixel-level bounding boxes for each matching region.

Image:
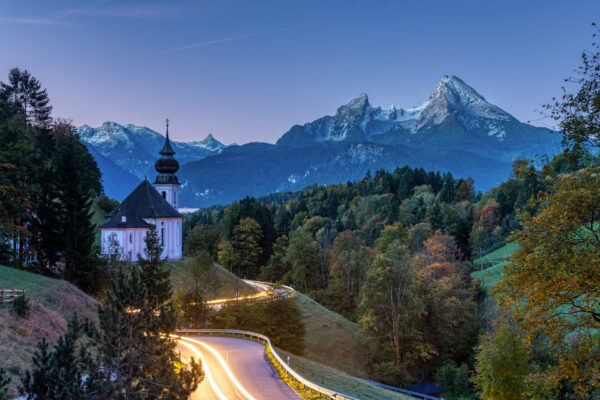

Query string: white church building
[100,121,182,262]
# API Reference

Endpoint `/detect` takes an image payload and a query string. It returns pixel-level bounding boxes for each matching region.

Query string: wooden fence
[0,288,25,304]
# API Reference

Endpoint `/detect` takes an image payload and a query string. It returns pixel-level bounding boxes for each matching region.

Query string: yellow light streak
[178,336,257,400]
[176,339,229,400]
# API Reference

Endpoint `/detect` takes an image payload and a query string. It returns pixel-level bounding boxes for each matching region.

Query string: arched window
[129,233,132,244]
[173,191,176,207]
[162,191,166,199]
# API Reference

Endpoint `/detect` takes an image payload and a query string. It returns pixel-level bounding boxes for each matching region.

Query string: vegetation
[11,293,30,319]
[20,229,204,399]
[474,25,600,399]
[0,68,105,294]
[276,348,413,400]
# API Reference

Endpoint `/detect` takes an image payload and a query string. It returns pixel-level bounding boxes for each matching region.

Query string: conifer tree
[0,367,10,400]
[0,68,52,127]
[54,133,102,294]
[93,229,203,399]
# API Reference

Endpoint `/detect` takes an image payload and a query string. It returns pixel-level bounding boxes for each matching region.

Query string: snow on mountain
[76,122,225,181]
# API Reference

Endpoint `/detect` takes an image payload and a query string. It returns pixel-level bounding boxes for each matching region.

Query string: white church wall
[154,183,180,209]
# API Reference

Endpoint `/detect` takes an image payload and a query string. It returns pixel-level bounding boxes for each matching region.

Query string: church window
[161,227,165,246]
[173,192,176,206]
[162,191,166,199]
[129,233,132,244]
[128,251,132,260]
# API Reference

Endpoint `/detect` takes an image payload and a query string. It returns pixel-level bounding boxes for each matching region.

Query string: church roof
[102,179,182,227]
[101,212,154,229]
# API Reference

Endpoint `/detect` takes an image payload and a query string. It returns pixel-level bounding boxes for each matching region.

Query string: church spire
[154,118,179,184]
[159,118,176,156]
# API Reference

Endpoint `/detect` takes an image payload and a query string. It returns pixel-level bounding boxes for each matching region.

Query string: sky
[1,0,598,144]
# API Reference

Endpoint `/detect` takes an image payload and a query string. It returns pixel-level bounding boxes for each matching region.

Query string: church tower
[154,119,180,210]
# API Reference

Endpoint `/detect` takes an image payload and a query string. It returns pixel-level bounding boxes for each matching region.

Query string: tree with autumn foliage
[491,168,600,397]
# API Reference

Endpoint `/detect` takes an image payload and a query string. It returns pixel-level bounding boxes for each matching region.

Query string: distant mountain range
[78,75,562,207]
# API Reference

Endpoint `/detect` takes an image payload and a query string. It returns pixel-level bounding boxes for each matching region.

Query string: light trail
[177,339,229,400]
[177,335,257,400]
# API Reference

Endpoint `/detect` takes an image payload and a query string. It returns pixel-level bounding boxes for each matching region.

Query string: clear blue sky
[1,0,598,144]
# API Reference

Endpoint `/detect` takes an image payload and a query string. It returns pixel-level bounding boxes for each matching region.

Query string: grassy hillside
[0,265,99,398]
[277,348,411,400]
[471,243,519,289]
[295,292,370,378]
[473,242,518,266]
[166,259,258,301]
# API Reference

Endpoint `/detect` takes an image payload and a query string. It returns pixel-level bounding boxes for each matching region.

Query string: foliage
[0,368,10,400]
[496,168,600,396]
[0,68,104,293]
[434,362,476,400]
[213,296,306,354]
[11,293,30,319]
[21,230,204,399]
[545,23,600,164]
[473,319,531,400]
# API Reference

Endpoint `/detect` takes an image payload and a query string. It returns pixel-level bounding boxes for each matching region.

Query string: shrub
[0,367,10,400]
[11,294,30,319]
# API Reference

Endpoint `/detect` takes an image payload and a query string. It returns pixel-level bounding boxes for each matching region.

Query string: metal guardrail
[0,288,25,304]
[356,378,444,400]
[176,328,359,400]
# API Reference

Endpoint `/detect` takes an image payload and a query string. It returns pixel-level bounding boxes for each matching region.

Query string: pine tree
[20,316,101,399]
[0,367,10,400]
[93,230,203,399]
[54,133,102,294]
[0,68,52,127]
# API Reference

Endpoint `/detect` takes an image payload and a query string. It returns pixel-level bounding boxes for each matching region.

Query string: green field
[473,242,519,266]
[471,243,519,289]
[277,348,411,400]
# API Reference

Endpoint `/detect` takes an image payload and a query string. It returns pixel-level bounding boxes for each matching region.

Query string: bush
[434,362,476,400]
[11,294,30,319]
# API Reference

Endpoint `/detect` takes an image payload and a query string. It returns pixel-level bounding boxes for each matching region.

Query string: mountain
[276,75,556,163]
[82,76,562,206]
[76,122,226,200]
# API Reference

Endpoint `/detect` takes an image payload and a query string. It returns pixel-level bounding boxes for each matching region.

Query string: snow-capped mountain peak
[76,122,226,181]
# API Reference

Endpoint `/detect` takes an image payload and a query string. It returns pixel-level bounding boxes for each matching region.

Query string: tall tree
[0,68,52,127]
[495,168,600,396]
[546,24,600,164]
[54,131,102,293]
[93,229,204,399]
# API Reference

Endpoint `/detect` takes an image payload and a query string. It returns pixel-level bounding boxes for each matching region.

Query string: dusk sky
[1,0,598,144]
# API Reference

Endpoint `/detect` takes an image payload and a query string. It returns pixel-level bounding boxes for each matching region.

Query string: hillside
[295,293,370,378]
[471,243,519,289]
[278,348,411,400]
[0,265,99,398]
[166,258,259,301]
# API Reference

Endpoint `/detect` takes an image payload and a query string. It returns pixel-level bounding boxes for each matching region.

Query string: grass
[471,261,509,289]
[0,265,98,398]
[277,348,412,400]
[294,292,370,378]
[165,259,258,301]
[473,242,519,266]
[471,242,519,289]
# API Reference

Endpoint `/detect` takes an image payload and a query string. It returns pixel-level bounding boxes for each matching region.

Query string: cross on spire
[166,118,169,137]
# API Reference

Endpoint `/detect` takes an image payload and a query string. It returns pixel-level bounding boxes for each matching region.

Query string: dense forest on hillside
[181,155,587,392]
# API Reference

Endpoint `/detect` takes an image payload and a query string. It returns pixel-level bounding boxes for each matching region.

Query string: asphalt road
[177,336,301,400]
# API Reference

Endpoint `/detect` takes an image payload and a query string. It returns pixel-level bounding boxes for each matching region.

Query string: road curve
[177,336,301,400]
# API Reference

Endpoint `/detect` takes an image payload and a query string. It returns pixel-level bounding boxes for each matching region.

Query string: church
[100,121,183,262]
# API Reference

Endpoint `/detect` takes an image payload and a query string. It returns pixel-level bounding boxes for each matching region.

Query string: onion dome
[154,119,180,184]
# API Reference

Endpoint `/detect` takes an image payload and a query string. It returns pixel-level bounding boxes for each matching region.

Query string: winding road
[177,336,301,400]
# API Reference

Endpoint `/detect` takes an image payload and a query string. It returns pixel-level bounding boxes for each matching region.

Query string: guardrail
[0,288,25,304]
[356,378,444,400]
[176,328,359,400]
